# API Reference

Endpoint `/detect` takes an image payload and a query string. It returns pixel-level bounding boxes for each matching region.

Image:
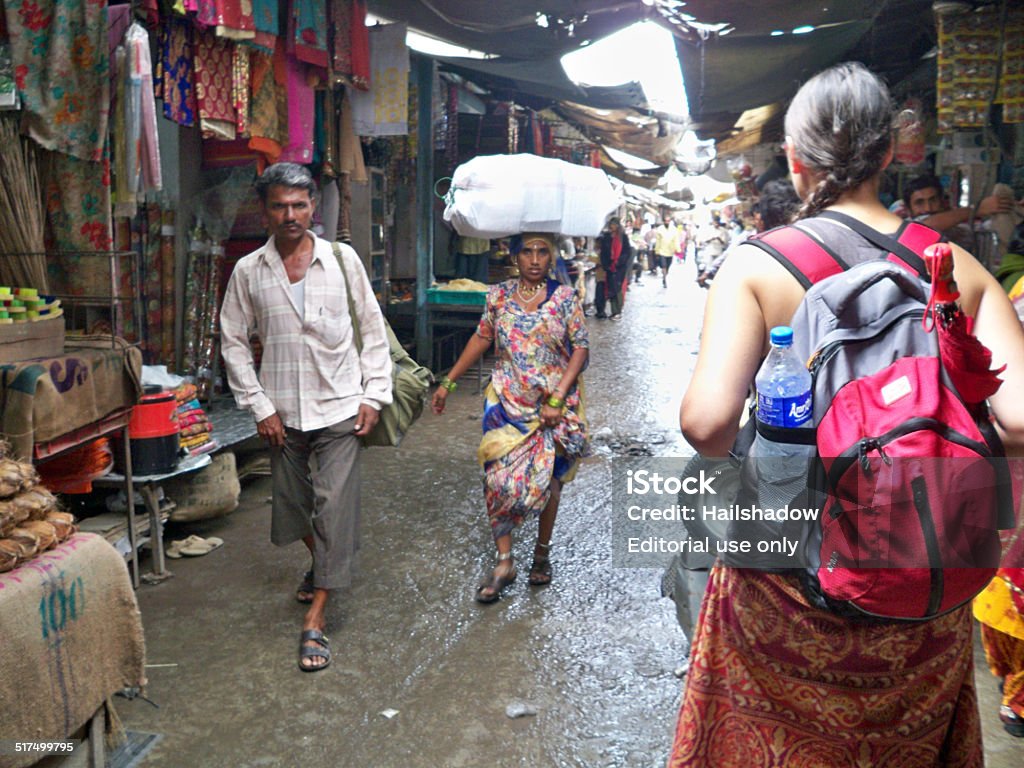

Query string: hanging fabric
[159,16,198,127]
[210,0,255,41]
[3,0,110,162]
[349,22,409,136]
[194,27,238,140]
[349,0,370,90]
[247,49,284,164]
[277,55,314,164]
[291,0,328,70]
[250,0,278,52]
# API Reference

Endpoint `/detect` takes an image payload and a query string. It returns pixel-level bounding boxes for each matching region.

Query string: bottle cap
[770,326,794,347]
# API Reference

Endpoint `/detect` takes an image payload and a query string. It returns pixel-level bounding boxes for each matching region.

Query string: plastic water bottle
[755,326,812,428]
[749,327,814,564]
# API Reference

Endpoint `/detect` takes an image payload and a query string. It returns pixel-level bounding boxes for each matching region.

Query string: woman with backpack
[671,62,1024,767]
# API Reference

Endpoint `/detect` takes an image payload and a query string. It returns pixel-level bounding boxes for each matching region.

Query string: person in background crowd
[632,221,650,285]
[454,235,492,283]
[694,215,728,279]
[974,560,1024,738]
[220,162,393,673]
[431,233,590,602]
[697,179,800,287]
[671,62,1024,767]
[653,215,680,288]
[595,216,633,320]
[903,173,1014,251]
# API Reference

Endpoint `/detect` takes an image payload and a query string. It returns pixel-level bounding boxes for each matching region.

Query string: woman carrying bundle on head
[432,233,590,603]
[669,62,1024,767]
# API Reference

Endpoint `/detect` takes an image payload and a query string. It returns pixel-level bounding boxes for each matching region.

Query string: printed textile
[668,565,983,768]
[194,26,237,140]
[331,0,369,89]
[42,149,113,301]
[475,280,590,539]
[277,55,314,164]
[4,0,110,161]
[349,22,409,136]
[291,0,327,69]
[159,16,197,127]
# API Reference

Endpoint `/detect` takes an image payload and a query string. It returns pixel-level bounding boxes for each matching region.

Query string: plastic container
[113,387,181,475]
[426,287,487,306]
[752,326,815,518]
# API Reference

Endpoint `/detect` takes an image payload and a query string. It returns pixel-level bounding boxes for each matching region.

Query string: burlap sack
[0,533,145,765]
[165,452,241,523]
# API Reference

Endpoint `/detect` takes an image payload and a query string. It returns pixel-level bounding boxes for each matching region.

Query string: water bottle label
[757,390,812,428]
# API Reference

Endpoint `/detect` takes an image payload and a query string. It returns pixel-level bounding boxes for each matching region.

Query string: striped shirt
[220,233,393,431]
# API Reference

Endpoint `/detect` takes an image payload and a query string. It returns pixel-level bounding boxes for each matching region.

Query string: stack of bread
[0,456,76,573]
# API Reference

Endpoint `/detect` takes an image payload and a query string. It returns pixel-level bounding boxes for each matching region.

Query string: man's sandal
[298,629,331,672]
[528,541,553,586]
[475,551,516,604]
[296,569,314,604]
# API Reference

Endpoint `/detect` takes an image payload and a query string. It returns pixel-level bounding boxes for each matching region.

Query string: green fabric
[996,252,1024,292]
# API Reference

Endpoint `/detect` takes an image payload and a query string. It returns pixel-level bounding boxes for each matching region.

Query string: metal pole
[414,54,435,365]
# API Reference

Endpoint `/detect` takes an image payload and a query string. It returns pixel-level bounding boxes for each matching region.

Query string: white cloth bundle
[444,154,620,238]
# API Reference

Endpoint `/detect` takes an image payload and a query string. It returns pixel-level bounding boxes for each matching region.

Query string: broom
[0,114,48,291]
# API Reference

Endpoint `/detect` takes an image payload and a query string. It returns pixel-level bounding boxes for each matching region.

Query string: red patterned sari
[668,565,982,768]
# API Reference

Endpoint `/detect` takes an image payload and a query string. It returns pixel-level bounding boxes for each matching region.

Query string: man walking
[653,215,680,287]
[220,163,393,672]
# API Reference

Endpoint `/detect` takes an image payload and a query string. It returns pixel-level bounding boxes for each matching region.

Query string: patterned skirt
[668,565,982,768]
[476,383,588,540]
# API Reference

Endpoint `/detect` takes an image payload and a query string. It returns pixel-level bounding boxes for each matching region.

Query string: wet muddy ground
[117,256,1021,766]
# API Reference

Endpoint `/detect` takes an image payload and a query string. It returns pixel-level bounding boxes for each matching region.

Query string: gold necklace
[516,281,542,303]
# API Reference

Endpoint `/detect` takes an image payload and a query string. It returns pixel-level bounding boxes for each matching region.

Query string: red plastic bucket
[113,387,181,474]
[129,390,179,438]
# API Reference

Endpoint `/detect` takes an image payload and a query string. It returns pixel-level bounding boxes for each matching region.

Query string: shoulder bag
[332,242,433,447]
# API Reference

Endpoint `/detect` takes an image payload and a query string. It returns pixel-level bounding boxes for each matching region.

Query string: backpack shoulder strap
[746,224,850,289]
[817,210,941,277]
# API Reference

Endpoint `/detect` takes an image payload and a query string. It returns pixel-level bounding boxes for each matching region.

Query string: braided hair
[784,62,895,220]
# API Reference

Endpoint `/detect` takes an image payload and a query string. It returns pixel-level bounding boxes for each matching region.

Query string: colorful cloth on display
[247,49,285,162]
[159,16,197,127]
[41,149,113,298]
[194,26,237,140]
[277,55,314,164]
[232,42,250,136]
[349,22,409,136]
[667,565,983,768]
[211,0,255,41]
[475,280,590,539]
[250,0,278,51]
[330,0,369,89]
[290,0,328,69]
[3,0,109,162]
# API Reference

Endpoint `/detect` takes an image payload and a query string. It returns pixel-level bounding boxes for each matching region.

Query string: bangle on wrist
[440,376,457,392]
[546,394,564,408]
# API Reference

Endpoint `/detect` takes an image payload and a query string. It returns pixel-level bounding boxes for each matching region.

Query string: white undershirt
[291,276,306,316]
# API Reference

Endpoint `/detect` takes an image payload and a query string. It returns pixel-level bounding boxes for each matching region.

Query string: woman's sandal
[528,541,553,586]
[475,551,516,604]
[296,569,314,604]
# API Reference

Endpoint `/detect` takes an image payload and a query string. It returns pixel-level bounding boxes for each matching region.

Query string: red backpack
[746,211,1014,621]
